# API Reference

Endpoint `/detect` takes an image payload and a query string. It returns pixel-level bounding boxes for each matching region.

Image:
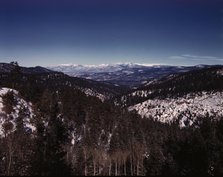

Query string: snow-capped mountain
[47,63,127,74]
[47,63,211,88]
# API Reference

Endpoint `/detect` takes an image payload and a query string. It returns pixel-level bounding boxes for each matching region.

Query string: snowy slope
[0,88,35,137]
[129,91,223,127]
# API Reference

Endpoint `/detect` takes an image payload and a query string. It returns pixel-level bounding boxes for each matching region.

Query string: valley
[0,62,223,176]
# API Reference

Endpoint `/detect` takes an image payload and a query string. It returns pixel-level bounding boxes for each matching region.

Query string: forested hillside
[0,63,223,176]
[116,65,223,107]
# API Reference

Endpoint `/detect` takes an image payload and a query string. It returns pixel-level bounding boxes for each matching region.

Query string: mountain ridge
[47,63,216,87]
[0,62,127,102]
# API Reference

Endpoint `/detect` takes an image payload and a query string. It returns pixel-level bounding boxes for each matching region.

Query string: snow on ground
[84,88,106,102]
[118,90,154,107]
[0,87,35,137]
[129,91,223,127]
[131,90,153,97]
[217,69,223,76]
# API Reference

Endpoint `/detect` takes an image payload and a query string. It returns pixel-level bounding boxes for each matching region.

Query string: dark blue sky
[0,0,222,66]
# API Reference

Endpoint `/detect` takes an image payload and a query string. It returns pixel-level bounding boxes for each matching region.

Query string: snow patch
[84,88,106,102]
[217,69,223,76]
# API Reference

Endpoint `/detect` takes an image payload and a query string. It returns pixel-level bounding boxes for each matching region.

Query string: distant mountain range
[47,63,214,88]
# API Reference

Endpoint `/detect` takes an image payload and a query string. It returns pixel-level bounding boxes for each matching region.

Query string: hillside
[0,62,53,74]
[114,66,223,127]
[117,65,223,107]
[129,91,223,127]
[0,63,223,176]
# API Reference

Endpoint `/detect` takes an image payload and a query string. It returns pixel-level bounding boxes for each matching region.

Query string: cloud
[169,55,186,60]
[169,54,223,62]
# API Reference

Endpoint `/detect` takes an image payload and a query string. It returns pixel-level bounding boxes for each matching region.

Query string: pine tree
[9,61,21,89]
[30,92,71,176]
[2,91,16,115]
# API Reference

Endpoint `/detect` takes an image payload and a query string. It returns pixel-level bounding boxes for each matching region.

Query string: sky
[0,0,222,66]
